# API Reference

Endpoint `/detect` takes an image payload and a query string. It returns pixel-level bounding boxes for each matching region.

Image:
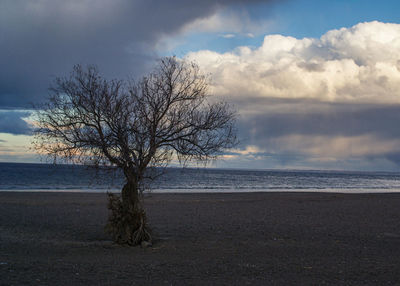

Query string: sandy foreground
[1,192,400,285]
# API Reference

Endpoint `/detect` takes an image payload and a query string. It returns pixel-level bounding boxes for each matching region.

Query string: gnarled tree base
[105,192,151,246]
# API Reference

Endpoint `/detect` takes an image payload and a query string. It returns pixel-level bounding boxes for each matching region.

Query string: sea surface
[1,162,400,193]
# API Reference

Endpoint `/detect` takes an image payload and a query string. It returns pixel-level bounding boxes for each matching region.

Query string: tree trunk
[106,181,151,245]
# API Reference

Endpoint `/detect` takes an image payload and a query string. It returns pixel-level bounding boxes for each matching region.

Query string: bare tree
[33,57,237,245]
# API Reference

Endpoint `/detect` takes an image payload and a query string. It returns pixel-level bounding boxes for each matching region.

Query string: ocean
[1,162,400,193]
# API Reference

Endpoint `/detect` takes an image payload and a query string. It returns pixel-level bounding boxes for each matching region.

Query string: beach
[1,192,400,285]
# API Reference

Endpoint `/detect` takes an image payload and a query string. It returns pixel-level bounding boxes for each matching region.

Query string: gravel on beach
[1,191,400,285]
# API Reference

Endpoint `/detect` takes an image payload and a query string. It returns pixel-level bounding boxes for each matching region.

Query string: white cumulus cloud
[186,21,400,108]
[181,8,273,37]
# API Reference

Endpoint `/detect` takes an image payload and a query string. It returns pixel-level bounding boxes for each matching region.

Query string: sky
[1,0,400,171]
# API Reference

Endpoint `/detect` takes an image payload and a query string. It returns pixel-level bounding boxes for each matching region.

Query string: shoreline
[2,187,400,194]
[2,192,400,285]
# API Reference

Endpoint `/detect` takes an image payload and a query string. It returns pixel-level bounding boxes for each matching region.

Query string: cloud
[267,134,400,158]
[187,21,400,105]
[0,111,32,135]
[186,21,400,170]
[0,133,38,163]
[182,7,273,36]
[221,34,236,38]
[229,145,266,155]
[237,103,400,139]
[0,0,271,109]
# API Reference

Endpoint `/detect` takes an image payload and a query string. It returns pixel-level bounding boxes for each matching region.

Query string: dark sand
[1,192,400,285]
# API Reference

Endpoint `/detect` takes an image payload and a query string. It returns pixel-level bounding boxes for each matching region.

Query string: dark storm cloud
[0,111,32,135]
[0,0,269,109]
[383,152,400,166]
[235,98,400,145]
